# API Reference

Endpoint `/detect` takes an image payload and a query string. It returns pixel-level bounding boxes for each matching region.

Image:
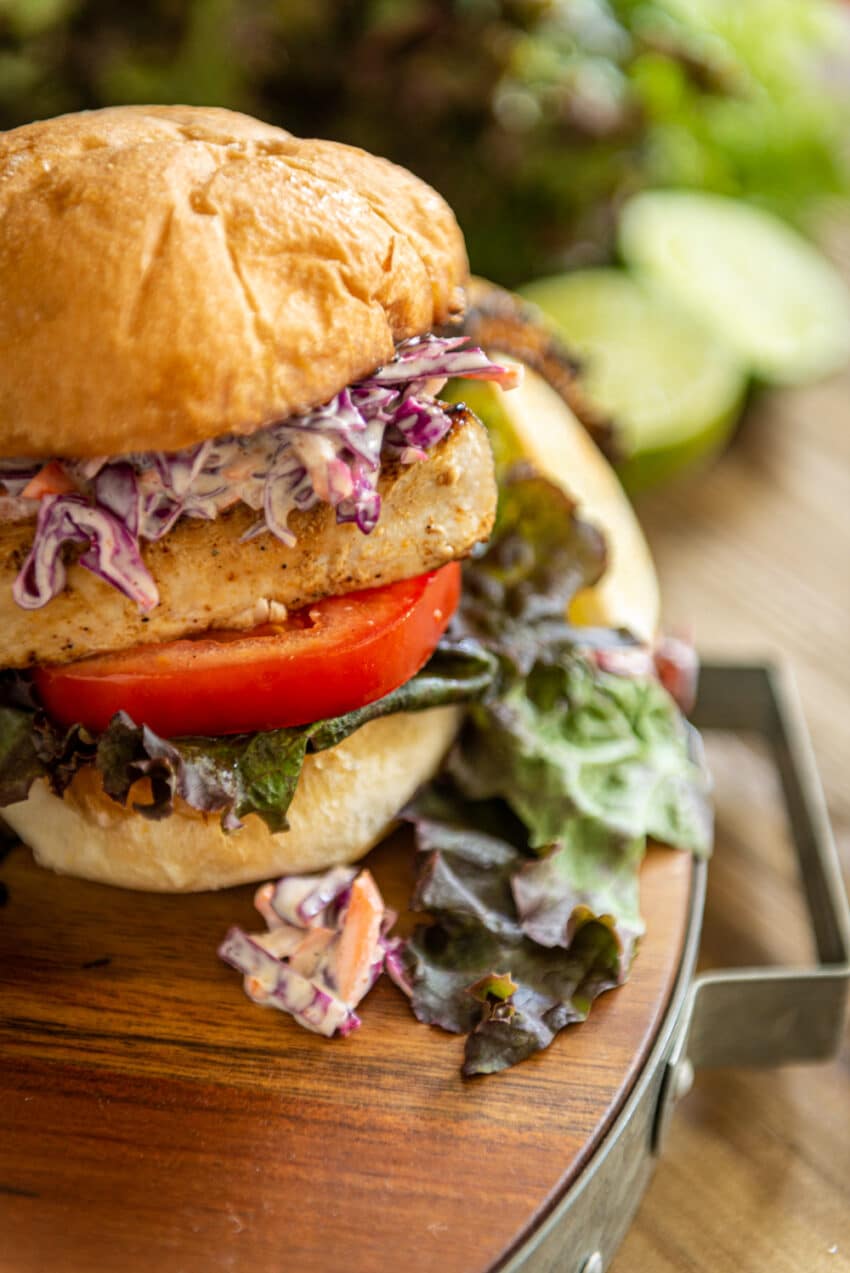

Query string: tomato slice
[34,563,461,737]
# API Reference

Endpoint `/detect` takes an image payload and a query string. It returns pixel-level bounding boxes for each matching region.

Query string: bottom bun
[3,706,461,892]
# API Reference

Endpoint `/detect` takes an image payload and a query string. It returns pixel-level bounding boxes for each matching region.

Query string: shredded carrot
[21,461,76,501]
[333,871,384,1006]
[254,882,278,929]
[245,975,268,1001]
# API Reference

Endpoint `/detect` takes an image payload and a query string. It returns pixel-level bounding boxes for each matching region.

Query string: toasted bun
[0,105,467,459]
[2,707,463,892]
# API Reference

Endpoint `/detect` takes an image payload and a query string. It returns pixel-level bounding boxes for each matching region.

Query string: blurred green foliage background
[1,0,848,285]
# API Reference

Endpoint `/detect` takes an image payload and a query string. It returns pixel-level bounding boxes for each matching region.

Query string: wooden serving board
[0,832,694,1273]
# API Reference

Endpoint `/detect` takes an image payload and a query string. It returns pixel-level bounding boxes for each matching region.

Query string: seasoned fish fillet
[0,409,495,668]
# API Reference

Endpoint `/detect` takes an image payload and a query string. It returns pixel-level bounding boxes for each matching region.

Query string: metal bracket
[654,662,850,1150]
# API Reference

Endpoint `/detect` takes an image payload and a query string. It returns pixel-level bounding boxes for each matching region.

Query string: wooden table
[615,371,850,1273]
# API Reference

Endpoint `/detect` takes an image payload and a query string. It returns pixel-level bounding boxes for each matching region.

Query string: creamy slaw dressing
[219,866,397,1038]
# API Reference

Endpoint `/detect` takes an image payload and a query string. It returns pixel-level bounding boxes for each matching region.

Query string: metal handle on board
[654,662,850,1151]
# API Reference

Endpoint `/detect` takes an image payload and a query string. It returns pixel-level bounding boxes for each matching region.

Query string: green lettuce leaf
[407,919,621,1076]
[308,639,497,751]
[511,826,646,973]
[455,465,619,674]
[402,735,689,1073]
[398,471,711,1075]
[402,784,628,1074]
[402,788,626,1074]
[408,786,526,943]
[0,673,99,806]
[95,714,311,833]
[0,706,44,806]
[451,659,712,857]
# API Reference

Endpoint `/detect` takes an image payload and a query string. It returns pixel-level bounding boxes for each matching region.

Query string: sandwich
[0,104,514,889]
[0,106,710,1073]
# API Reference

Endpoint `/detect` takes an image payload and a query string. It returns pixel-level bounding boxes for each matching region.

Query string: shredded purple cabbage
[12,494,158,611]
[383,938,413,998]
[0,336,517,612]
[261,866,357,929]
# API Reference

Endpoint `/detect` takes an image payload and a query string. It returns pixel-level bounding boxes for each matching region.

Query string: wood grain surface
[614,369,850,1273]
[0,824,693,1273]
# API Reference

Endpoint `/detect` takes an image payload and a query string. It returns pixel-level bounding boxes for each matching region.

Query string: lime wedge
[620,191,850,384]
[445,366,660,641]
[519,269,747,490]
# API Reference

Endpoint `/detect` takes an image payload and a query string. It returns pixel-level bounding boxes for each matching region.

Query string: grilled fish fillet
[0,409,495,668]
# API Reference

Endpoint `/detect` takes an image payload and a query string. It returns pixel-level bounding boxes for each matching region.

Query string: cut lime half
[519,269,747,490]
[620,191,850,385]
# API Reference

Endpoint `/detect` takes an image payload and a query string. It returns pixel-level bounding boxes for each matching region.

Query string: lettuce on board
[400,470,711,1075]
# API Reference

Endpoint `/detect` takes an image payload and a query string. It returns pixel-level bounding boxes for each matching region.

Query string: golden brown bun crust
[0,105,467,459]
[2,707,462,892]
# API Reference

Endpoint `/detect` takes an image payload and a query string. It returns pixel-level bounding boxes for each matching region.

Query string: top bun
[0,106,468,459]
